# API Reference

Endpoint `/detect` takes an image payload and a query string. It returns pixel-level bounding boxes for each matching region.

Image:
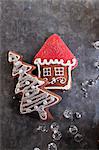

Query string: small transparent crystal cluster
[68,124,83,143]
[81,78,97,98]
[50,122,62,141]
[80,41,99,99]
[35,111,83,149]
[35,122,60,149]
[63,108,82,120]
[63,108,83,143]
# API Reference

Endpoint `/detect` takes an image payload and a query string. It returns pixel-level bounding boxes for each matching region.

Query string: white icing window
[54,67,64,76]
[43,68,51,76]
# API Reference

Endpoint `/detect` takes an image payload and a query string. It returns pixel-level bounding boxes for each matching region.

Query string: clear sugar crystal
[63,109,73,119]
[52,131,62,141]
[50,122,59,132]
[34,148,40,150]
[92,41,99,49]
[74,133,83,142]
[48,142,57,150]
[88,79,95,86]
[94,61,99,69]
[69,125,78,135]
[75,112,82,119]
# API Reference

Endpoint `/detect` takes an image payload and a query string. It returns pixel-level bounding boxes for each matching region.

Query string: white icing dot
[25,92,30,96]
[34,105,39,110]
[43,100,47,105]
[67,60,71,64]
[19,69,23,74]
[51,97,55,102]
[25,81,30,85]
[27,99,32,103]
[37,80,44,85]
[26,108,31,113]
[31,85,35,89]
[8,56,12,62]
[14,61,21,66]
[16,88,20,92]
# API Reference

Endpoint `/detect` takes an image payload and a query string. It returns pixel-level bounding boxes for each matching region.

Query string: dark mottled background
[0,0,99,150]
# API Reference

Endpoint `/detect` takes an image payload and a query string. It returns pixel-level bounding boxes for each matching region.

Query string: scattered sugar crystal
[69,125,78,135]
[34,148,40,150]
[63,109,73,119]
[52,131,62,141]
[75,112,82,119]
[74,133,83,142]
[92,41,99,49]
[50,122,59,132]
[48,142,57,150]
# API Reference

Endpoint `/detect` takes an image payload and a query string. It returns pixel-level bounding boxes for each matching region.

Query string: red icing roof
[33,34,78,69]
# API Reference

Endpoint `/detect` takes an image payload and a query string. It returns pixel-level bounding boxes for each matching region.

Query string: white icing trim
[8,51,20,62]
[34,58,75,66]
[50,77,66,84]
[34,58,76,90]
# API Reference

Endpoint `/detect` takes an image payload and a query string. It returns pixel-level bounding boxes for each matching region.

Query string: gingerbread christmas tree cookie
[8,51,61,120]
[33,34,78,90]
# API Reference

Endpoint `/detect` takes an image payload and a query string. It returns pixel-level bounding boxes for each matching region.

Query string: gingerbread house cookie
[33,34,78,90]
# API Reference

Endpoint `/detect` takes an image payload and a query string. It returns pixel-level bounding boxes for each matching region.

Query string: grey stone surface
[0,0,99,149]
